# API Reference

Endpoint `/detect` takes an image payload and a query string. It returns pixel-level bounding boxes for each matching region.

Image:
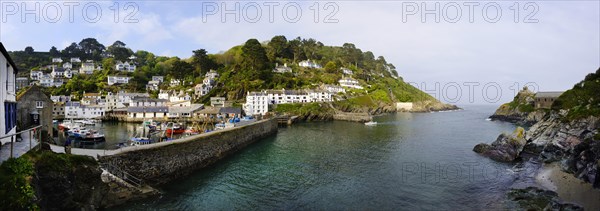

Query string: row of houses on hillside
[243,89,334,115]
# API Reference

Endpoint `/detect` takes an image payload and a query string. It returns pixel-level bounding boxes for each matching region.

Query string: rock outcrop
[489,87,545,126]
[508,187,583,210]
[473,127,527,162]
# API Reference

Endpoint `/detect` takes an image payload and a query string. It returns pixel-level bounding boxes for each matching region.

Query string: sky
[0,0,598,104]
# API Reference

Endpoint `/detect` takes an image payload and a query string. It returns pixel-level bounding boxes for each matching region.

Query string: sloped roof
[127,106,169,113]
[16,85,51,102]
[0,42,18,73]
[536,92,564,98]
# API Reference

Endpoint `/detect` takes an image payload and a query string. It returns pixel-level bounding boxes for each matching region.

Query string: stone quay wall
[98,118,278,185]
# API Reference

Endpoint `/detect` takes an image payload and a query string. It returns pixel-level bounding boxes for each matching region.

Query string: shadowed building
[535,92,564,109]
[16,85,54,137]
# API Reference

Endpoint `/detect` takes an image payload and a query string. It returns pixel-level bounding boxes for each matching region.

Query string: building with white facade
[62,62,72,69]
[339,77,363,89]
[115,61,136,72]
[169,90,192,103]
[205,69,219,80]
[298,60,322,68]
[146,80,160,91]
[273,63,292,73]
[30,70,42,80]
[107,76,131,85]
[65,101,105,119]
[70,57,81,63]
[243,89,333,116]
[104,92,149,110]
[152,76,164,82]
[323,85,346,93]
[341,68,353,75]
[80,61,95,74]
[39,74,54,87]
[51,95,71,103]
[170,79,181,87]
[52,57,63,63]
[1,43,18,145]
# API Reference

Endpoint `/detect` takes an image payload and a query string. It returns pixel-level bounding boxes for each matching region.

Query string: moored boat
[364,121,378,126]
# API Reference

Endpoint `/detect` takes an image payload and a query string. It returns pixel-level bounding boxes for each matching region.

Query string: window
[36,101,44,108]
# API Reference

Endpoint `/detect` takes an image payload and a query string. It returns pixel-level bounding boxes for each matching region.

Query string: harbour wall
[97,118,278,185]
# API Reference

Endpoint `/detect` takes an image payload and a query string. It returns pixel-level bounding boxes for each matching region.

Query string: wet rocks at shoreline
[473,127,527,162]
[508,187,583,210]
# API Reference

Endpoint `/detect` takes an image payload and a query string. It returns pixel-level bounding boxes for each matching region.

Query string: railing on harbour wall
[100,163,144,188]
[0,125,43,161]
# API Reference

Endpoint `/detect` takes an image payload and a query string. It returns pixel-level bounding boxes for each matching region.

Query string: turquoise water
[117,105,525,210]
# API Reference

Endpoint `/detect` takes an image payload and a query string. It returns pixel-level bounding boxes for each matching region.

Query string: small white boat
[364,121,378,126]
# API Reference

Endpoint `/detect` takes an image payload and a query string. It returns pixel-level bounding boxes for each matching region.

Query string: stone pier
[98,118,278,185]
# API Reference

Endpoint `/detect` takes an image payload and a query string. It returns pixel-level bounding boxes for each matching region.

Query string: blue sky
[1,0,598,104]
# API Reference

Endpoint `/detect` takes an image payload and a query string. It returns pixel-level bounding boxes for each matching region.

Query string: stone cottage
[17,85,54,137]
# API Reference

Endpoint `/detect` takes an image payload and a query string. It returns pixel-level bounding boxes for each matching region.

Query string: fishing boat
[68,128,106,142]
[59,121,80,130]
[130,137,152,146]
[166,123,185,135]
[364,121,378,126]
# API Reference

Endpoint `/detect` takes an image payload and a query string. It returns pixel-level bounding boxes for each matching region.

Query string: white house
[107,76,131,85]
[341,68,353,75]
[243,92,270,116]
[53,78,64,87]
[243,89,333,116]
[167,104,203,118]
[273,63,292,73]
[65,101,105,119]
[298,60,322,68]
[104,92,149,110]
[62,62,72,69]
[70,57,81,63]
[1,42,18,145]
[130,97,168,107]
[52,57,63,63]
[80,61,95,74]
[115,61,136,72]
[152,76,164,82]
[323,85,346,94]
[205,69,219,80]
[51,95,71,103]
[51,67,66,78]
[146,80,160,91]
[39,74,54,87]
[169,90,192,102]
[30,70,43,80]
[170,79,181,87]
[195,83,212,97]
[158,90,171,100]
[127,106,168,119]
[339,77,363,89]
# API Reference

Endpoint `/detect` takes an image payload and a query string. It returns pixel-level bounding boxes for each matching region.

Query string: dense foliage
[9,36,434,105]
[553,68,600,120]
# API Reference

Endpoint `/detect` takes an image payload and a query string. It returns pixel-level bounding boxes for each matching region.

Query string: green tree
[49,46,60,57]
[24,46,34,54]
[191,49,217,75]
[266,35,289,61]
[241,39,269,72]
[107,41,133,61]
[324,61,338,73]
[78,38,105,60]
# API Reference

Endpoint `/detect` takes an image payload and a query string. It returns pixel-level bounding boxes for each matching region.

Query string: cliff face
[524,113,600,187]
[489,87,544,125]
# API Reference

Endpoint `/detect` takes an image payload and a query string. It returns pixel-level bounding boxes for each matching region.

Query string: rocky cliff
[489,87,545,125]
[478,69,600,187]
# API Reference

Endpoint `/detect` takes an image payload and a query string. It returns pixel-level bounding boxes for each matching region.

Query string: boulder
[473,127,527,162]
[508,187,583,211]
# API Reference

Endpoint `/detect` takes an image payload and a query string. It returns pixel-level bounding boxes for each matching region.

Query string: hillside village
[9,37,447,122]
